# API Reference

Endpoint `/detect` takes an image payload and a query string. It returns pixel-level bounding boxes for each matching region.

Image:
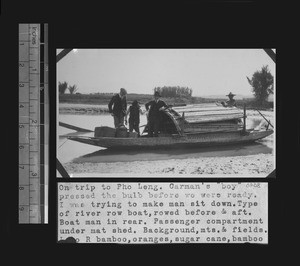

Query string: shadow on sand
[71,141,273,164]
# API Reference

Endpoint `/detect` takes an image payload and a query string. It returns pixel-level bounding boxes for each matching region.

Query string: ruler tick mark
[19,24,48,224]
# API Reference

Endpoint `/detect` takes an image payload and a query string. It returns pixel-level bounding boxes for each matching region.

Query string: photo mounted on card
[56,49,275,178]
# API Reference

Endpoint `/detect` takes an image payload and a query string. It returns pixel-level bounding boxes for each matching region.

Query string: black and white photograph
[57,49,275,177]
[2,0,295,261]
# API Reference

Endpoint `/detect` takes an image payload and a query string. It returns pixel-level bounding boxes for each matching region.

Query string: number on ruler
[19,23,44,224]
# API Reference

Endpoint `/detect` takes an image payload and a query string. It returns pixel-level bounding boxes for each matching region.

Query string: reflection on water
[58,114,274,164]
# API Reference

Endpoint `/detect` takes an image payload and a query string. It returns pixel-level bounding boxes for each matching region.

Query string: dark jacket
[108,94,127,116]
[128,105,140,123]
[145,100,168,121]
[226,99,236,107]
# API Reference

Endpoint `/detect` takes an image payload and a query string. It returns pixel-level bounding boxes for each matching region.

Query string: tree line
[154,86,193,98]
[59,65,274,108]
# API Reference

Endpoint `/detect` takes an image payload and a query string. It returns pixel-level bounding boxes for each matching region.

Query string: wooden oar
[255,109,274,129]
[59,122,93,132]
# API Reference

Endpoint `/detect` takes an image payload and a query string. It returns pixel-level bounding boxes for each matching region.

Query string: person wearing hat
[145,91,168,137]
[221,92,237,107]
[108,88,127,128]
[125,100,144,136]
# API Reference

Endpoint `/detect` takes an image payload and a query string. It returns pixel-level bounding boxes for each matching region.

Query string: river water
[57,113,274,165]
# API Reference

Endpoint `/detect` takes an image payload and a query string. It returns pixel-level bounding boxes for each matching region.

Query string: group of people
[108,88,237,137]
[108,88,168,137]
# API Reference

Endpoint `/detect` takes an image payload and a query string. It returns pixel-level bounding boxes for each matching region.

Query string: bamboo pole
[256,109,274,128]
[243,104,247,133]
[59,122,93,132]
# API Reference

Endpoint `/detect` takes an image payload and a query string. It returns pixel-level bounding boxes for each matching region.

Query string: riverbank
[59,93,273,115]
[59,103,109,115]
[59,102,274,116]
[63,153,274,177]
[59,93,196,106]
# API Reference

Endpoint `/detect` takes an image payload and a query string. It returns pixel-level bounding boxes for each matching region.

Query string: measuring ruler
[19,24,48,223]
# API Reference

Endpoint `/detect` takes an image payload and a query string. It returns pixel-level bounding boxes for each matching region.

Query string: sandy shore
[64,153,274,177]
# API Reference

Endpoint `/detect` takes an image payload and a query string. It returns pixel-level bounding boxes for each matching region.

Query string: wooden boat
[68,130,273,149]
[67,103,274,149]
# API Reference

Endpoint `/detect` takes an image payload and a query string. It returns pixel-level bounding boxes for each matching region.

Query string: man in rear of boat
[108,88,127,128]
[221,92,237,107]
[145,91,168,137]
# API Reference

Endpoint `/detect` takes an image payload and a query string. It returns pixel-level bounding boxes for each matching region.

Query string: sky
[57,49,275,97]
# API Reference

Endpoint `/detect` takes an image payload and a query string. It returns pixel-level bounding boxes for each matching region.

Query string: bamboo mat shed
[172,103,243,123]
[166,103,244,133]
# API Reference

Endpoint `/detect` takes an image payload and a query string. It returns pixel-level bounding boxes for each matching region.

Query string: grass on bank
[59,93,273,110]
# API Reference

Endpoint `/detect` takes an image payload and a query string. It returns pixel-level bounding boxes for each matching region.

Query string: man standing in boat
[108,88,127,128]
[221,92,237,107]
[145,91,168,137]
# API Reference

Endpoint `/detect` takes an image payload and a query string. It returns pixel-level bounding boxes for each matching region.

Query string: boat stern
[250,128,274,140]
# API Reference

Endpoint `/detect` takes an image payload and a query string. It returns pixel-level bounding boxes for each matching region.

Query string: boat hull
[68,129,273,149]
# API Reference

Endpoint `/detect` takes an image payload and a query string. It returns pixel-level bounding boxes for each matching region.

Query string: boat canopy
[172,103,244,123]
[162,103,244,135]
[143,103,244,136]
